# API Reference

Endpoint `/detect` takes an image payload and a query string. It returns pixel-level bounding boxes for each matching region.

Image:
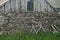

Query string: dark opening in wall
[27,0,34,11]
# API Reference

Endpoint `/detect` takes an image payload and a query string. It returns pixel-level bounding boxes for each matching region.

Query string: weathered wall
[0,0,55,12]
[0,0,58,34]
[0,11,57,34]
[0,0,21,13]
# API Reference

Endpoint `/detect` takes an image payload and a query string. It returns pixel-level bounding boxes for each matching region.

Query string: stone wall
[0,0,58,34]
[0,11,57,34]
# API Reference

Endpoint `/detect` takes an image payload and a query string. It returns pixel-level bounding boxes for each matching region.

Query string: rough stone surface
[0,11,57,34]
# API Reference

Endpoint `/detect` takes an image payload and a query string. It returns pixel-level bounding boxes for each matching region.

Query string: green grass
[0,32,60,40]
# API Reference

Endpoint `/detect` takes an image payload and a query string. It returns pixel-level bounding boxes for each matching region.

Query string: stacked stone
[0,11,58,34]
[41,12,58,31]
[23,12,33,31]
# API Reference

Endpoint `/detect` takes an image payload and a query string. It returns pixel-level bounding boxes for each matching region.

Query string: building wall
[0,0,21,12]
[0,0,56,12]
[21,0,26,12]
